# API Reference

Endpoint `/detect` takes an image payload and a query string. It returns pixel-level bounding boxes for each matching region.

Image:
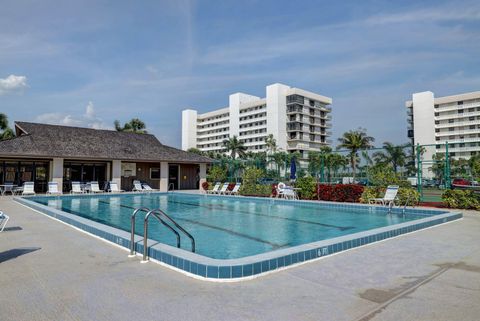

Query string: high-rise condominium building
[406,90,480,160]
[182,83,332,165]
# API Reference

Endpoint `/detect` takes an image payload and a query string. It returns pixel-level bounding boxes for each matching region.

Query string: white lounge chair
[46,182,62,195]
[70,182,85,194]
[368,185,399,207]
[0,211,9,232]
[132,180,143,192]
[225,183,241,196]
[22,182,36,196]
[142,183,159,192]
[108,181,124,193]
[90,181,104,193]
[218,183,230,195]
[277,182,297,200]
[206,182,221,194]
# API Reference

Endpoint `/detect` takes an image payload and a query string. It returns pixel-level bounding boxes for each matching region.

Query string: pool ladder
[129,207,195,262]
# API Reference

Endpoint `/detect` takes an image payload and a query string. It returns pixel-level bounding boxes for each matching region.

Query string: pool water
[30,193,429,259]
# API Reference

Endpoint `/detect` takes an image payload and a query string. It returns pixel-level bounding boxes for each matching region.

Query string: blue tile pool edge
[14,196,463,282]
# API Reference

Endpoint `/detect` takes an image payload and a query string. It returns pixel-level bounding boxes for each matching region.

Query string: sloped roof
[0,121,212,163]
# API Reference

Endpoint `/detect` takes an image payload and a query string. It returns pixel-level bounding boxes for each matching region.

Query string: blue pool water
[30,193,431,259]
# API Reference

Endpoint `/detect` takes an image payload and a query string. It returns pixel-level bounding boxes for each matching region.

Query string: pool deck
[1,196,479,321]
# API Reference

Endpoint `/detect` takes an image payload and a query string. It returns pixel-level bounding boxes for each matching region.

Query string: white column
[51,158,64,187]
[266,83,290,151]
[160,162,169,192]
[199,163,207,190]
[112,160,122,187]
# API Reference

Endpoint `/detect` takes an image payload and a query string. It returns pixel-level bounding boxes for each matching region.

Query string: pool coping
[14,193,463,281]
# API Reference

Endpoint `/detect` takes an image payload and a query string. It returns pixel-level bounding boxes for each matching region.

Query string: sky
[1,0,479,148]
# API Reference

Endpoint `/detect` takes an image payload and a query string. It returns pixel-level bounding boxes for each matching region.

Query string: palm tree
[337,128,374,179]
[222,136,247,160]
[265,134,277,154]
[114,118,147,133]
[373,142,408,173]
[0,113,14,140]
[269,151,288,177]
[187,148,205,156]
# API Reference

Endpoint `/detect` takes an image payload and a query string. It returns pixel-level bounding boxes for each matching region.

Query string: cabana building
[0,122,211,193]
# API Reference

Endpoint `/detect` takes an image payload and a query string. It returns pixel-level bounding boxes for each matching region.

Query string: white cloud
[0,74,28,95]
[34,102,110,129]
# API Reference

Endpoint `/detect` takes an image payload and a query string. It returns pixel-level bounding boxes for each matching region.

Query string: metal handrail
[129,207,150,256]
[143,209,195,262]
[168,183,175,192]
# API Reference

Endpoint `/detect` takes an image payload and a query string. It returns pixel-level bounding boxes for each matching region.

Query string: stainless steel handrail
[168,183,175,192]
[129,207,150,256]
[142,209,195,262]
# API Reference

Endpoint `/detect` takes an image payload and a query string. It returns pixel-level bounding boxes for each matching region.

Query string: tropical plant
[239,167,270,196]
[318,184,365,203]
[222,135,247,160]
[360,186,419,206]
[114,118,147,133]
[269,151,288,178]
[430,153,446,182]
[337,128,374,179]
[367,166,411,188]
[469,154,480,180]
[207,165,227,182]
[373,142,408,173]
[187,148,206,156]
[442,190,480,210]
[296,176,317,200]
[0,113,15,140]
[265,134,277,154]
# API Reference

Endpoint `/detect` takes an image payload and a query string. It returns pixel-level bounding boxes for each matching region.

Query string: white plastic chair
[217,183,230,195]
[277,182,297,200]
[132,180,143,192]
[368,185,399,207]
[0,211,9,232]
[90,181,104,193]
[46,182,62,195]
[70,182,85,194]
[225,183,241,196]
[206,182,221,194]
[22,182,36,196]
[108,181,124,193]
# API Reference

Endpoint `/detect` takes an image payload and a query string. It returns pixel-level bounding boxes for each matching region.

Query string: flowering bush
[227,182,236,192]
[201,181,210,191]
[317,184,364,203]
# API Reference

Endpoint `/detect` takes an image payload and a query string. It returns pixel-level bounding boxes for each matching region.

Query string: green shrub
[296,176,317,200]
[442,190,480,210]
[207,165,227,182]
[368,166,410,188]
[239,167,268,196]
[360,186,419,206]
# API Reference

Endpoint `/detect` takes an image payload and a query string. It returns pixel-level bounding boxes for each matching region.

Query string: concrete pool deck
[0,196,479,321]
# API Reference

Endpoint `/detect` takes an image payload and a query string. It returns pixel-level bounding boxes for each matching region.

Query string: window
[457,101,463,105]
[448,119,454,123]
[458,109,464,114]
[150,168,160,179]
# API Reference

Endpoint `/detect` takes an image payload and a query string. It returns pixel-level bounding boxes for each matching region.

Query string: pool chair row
[0,181,36,196]
[131,180,159,192]
[206,182,242,195]
[69,181,125,194]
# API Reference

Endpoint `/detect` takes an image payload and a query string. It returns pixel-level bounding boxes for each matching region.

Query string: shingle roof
[0,121,212,163]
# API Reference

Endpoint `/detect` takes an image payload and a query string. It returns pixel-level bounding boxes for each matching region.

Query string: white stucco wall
[266,83,290,151]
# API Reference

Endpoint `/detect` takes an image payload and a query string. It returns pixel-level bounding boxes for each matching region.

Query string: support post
[416,144,423,198]
[160,162,168,192]
[199,163,207,191]
[51,158,64,190]
[112,160,122,188]
[445,142,450,189]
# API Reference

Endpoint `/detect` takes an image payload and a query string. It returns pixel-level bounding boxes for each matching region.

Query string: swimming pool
[17,193,462,280]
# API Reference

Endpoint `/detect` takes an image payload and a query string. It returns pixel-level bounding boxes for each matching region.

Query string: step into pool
[17,193,462,280]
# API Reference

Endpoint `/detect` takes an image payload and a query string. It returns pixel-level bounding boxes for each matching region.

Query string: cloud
[34,101,110,129]
[0,74,28,95]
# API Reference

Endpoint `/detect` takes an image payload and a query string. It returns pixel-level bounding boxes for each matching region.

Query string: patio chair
[108,181,124,193]
[46,182,62,195]
[0,211,9,233]
[132,180,143,192]
[70,182,85,194]
[276,182,297,200]
[90,181,105,193]
[217,183,230,195]
[225,183,241,196]
[22,182,36,196]
[142,183,159,192]
[368,185,399,207]
[206,182,221,194]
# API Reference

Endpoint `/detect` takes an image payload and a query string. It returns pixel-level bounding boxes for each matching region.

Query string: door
[168,165,179,190]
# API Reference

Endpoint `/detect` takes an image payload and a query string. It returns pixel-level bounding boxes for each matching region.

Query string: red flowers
[317,184,364,203]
